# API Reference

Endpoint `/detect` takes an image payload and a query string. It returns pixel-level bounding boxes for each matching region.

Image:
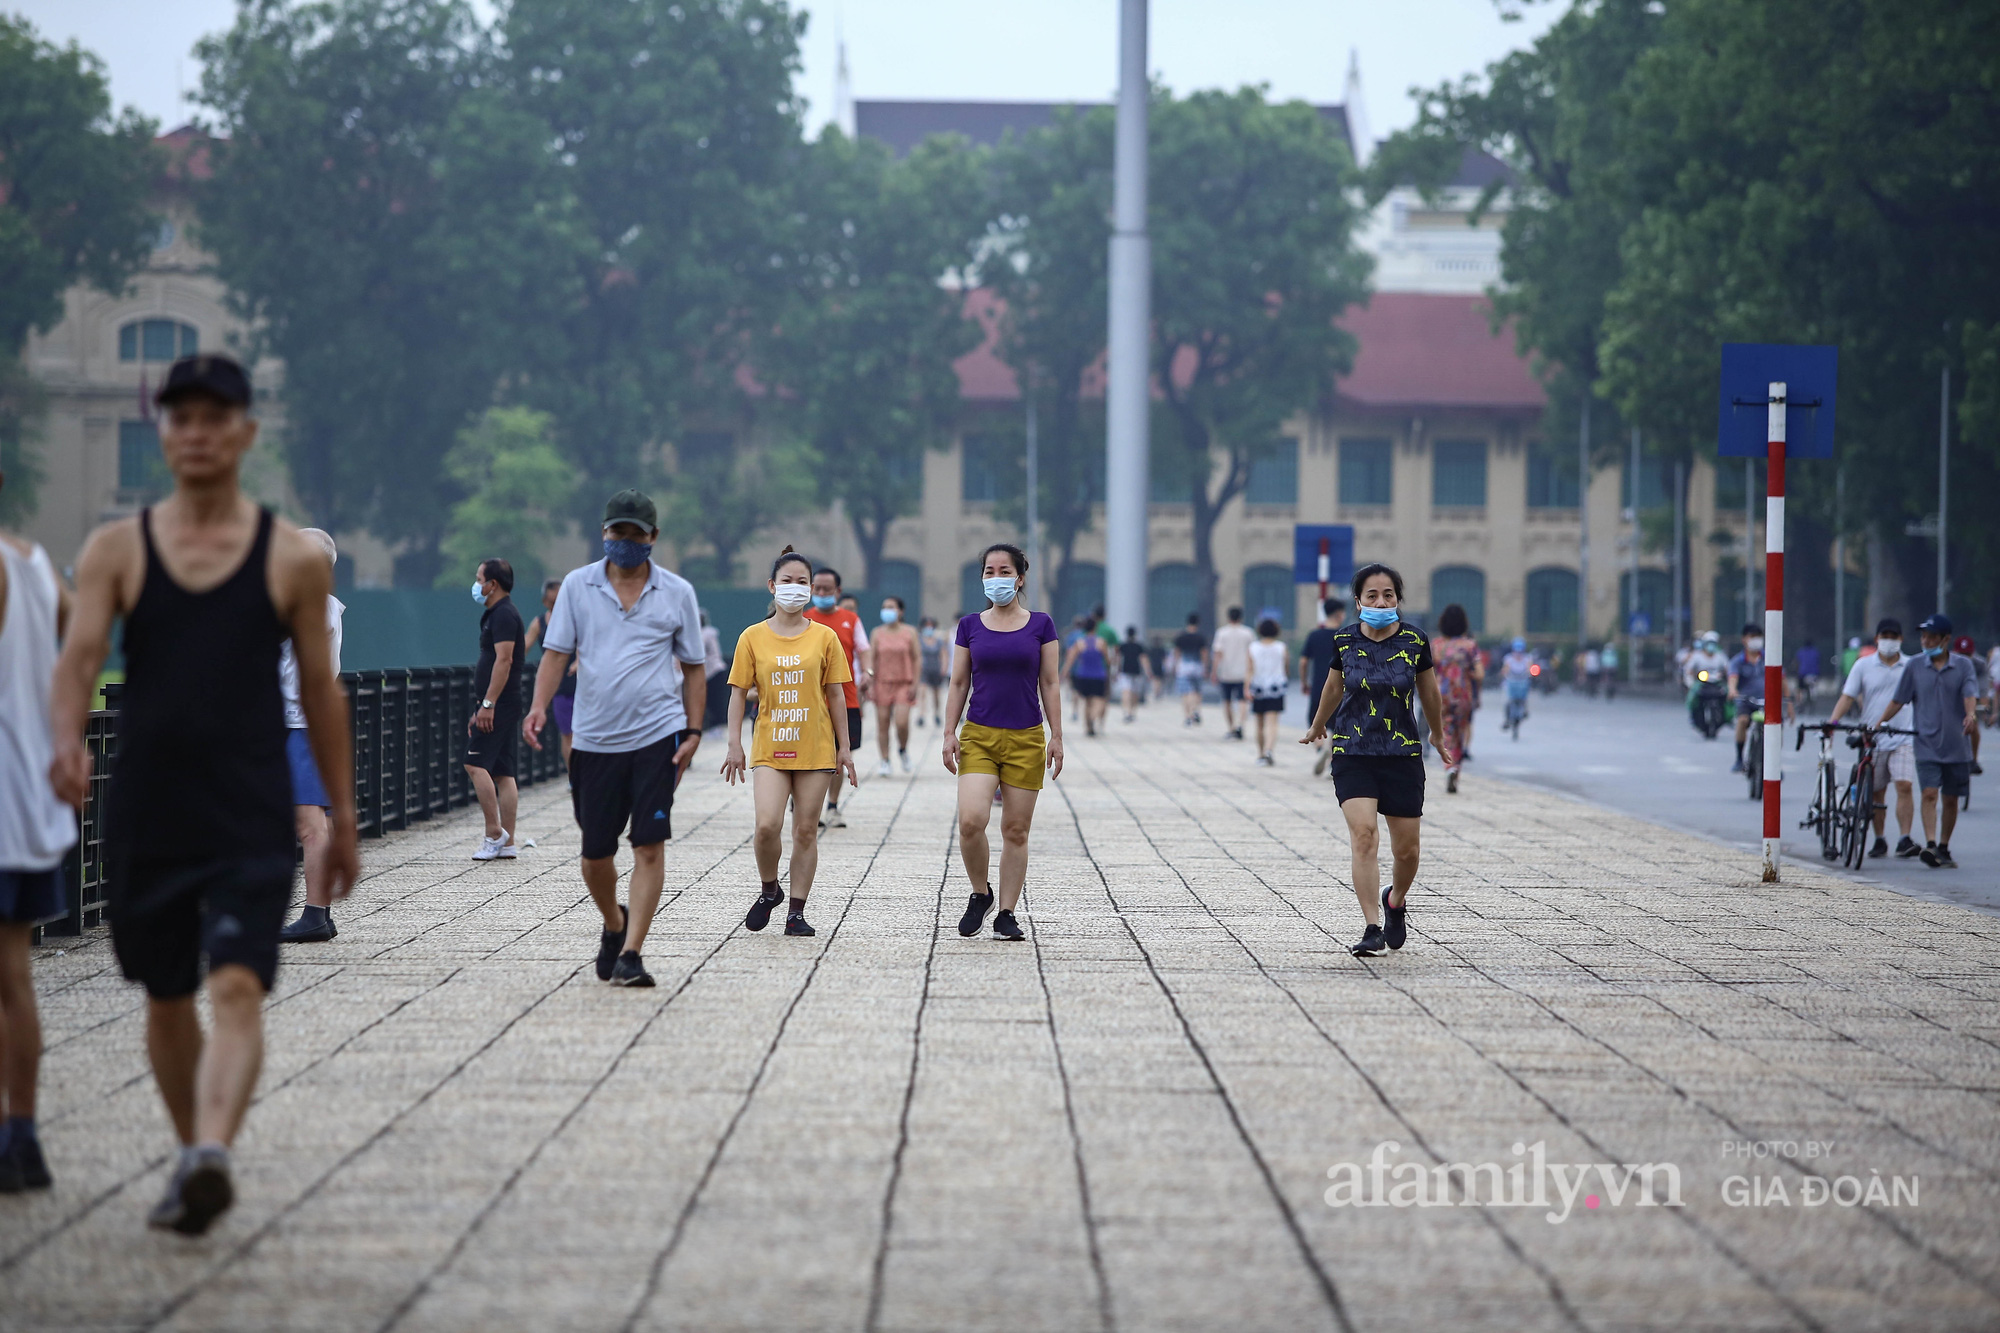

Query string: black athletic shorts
[570,730,692,860]
[1251,695,1285,715]
[1219,680,1245,703]
[847,707,863,752]
[1329,755,1426,819]
[464,708,521,779]
[1073,676,1108,698]
[108,854,294,1000]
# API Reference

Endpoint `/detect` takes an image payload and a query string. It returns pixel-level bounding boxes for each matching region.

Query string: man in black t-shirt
[1298,598,1346,774]
[1172,613,1208,726]
[1116,624,1158,723]
[466,557,526,859]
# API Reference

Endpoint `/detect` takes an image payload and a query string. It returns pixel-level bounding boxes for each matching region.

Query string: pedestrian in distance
[1796,637,1822,714]
[1430,603,1482,794]
[1172,612,1207,726]
[871,595,922,775]
[465,558,526,861]
[1298,563,1449,958]
[1876,614,1980,869]
[942,544,1063,942]
[524,577,578,771]
[1728,622,1795,771]
[721,547,858,938]
[917,615,946,727]
[805,566,869,829]
[524,490,706,989]
[1064,615,1112,737]
[700,609,729,731]
[1116,625,1157,723]
[1247,617,1289,766]
[277,528,347,942]
[1953,635,1986,774]
[0,465,76,1194]
[1828,619,1917,858]
[1210,606,1256,740]
[48,353,358,1233]
[1299,598,1346,775]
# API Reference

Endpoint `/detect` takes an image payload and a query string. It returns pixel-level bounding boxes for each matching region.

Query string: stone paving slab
[5,709,2000,1332]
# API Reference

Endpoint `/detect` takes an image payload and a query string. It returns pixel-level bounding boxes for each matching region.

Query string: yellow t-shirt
[728,620,853,769]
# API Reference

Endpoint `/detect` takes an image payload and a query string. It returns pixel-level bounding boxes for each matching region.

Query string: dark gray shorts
[1916,760,1971,799]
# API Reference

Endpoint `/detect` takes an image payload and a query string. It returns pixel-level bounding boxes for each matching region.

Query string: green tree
[659,431,819,586]
[762,129,986,587]
[1150,89,1370,631]
[0,15,157,522]
[436,406,576,590]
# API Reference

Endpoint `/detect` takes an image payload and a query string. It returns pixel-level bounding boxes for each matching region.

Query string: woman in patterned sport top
[1299,563,1450,959]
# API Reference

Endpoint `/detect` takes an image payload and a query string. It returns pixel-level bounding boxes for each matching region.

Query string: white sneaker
[877,760,893,779]
[899,750,912,773]
[823,805,847,829]
[497,830,518,859]
[472,835,504,861]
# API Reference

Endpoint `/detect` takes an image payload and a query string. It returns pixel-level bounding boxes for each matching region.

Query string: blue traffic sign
[1293,525,1354,586]
[1718,343,1837,459]
[1628,611,1652,637]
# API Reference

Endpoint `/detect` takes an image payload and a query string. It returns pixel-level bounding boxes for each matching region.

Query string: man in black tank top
[49,354,359,1236]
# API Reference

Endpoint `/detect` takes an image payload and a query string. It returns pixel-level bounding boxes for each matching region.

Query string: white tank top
[0,540,78,870]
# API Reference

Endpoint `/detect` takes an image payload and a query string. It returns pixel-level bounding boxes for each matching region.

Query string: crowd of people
[1,349,1992,1236]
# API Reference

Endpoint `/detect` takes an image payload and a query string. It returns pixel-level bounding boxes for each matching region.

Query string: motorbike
[1690,669,1729,739]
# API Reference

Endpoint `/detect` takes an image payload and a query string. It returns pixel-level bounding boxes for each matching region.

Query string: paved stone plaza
[5,712,2000,1332]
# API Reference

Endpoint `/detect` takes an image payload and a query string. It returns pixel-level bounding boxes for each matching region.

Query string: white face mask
[1877,637,1901,659]
[772,583,813,612]
[1745,637,1764,654]
[470,580,486,604]
[983,576,1019,606]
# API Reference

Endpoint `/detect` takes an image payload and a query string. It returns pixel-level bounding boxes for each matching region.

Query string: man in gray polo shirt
[1878,613,1979,869]
[525,490,706,986]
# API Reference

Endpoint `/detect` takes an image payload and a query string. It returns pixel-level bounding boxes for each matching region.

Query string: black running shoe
[610,951,655,987]
[148,1146,234,1235]
[0,1132,48,1192]
[1895,836,1921,859]
[1869,836,1889,859]
[597,906,628,981]
[784,912,816,937]
[1933,844,1957,869]
[993,909,1025,940]
[958,892,994,937]
[1351,924,1386,957]
[1380,889,1407,951]
[1920,842,1941,867]
[279,911,336,943]
[745,888,784,932]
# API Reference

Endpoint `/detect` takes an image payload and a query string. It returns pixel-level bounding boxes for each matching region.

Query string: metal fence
[37,665,561,941]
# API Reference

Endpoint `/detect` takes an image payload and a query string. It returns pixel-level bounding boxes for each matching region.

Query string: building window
[1526,440,1579,509]
[1619,569,1673,631]
[1620,456,1672,510]
[1432,439,1487,508]
[1339,438,1392,506]
[1245,438,1298,506]
[1430,566,1486,635]
[118,319,198,363]
[118,420,165,492]
[961,433,1013,503]
[1525,567,1579,635]
[1148,563,1197,629]
[1242,564,1294,629]
[1056,561,1104,627]
[876,559,922,622]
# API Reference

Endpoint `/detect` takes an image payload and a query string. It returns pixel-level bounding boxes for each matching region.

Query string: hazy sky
[11,0,1559,147]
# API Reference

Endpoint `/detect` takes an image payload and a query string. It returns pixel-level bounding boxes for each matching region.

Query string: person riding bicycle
[1728,622,1795,772]
[1500,638,1533,728]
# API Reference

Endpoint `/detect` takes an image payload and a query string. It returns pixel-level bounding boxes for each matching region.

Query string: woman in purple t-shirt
[941,542,1064,941]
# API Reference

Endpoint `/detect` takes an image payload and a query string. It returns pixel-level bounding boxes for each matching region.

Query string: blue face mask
[811,594,838,611]
[470,580,486,605]
[879,607,900,624]
[1925,643,1946,660]
[983,577,1020,606]
[1358,606,1399,628]
[603,538,653,569]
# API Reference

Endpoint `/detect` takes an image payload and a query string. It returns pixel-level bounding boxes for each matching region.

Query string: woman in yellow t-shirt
[721,546,857,936]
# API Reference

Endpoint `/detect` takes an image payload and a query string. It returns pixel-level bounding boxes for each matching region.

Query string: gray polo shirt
[542,560,706,753]
[1891,653,1977,765]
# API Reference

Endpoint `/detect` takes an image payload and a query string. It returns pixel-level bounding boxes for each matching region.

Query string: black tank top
[107,506,293,864]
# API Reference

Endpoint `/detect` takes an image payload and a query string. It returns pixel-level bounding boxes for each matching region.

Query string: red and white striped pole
[1762,381,1787,882]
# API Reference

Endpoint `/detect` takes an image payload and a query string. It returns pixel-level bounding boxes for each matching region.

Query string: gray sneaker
[148,1145,235,1235]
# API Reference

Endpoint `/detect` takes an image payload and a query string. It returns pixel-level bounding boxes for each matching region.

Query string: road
[1443,684,2000,913]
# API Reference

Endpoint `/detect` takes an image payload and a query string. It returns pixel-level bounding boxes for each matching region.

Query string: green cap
[602,488,658,533]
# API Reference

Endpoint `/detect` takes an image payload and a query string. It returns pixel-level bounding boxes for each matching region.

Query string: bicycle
[1746,707,1765,800]
[1795,721,1916,869]
[1503,680,1530,739]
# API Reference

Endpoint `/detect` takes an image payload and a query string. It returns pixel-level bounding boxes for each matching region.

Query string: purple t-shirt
[956,610,1058,731]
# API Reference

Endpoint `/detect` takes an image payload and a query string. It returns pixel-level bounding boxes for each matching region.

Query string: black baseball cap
[1916,613,1952,637]
[155,353,252,409]
[1874,618,1902,638]
[602,488,658,532]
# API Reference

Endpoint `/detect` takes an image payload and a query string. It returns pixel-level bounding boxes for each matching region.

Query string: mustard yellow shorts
[957,721,1047,791]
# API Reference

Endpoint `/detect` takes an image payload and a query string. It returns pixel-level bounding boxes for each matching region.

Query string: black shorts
[465,708,521,779]
[108,855,294,1000]
[1330,755,1426,819]
[570,730,691,860]
[847,707,863,751]
[1219,680,1245,703]
[1252,695,1285,715]
[1073,676,1108,698]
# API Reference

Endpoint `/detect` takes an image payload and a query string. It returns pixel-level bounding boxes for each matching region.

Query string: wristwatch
[480,699,494,710]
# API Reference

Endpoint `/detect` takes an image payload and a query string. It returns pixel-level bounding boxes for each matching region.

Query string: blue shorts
[0,866,67,926]
[287,728,331,808]
[1916,760,1971,799]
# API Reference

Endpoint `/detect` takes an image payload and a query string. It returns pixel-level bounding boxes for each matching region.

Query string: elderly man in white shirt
[526,490,706,989]
[277,529,346,942]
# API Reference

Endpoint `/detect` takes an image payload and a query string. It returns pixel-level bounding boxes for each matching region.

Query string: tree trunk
[849,509,887,592]
[1863,524,1906,635]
